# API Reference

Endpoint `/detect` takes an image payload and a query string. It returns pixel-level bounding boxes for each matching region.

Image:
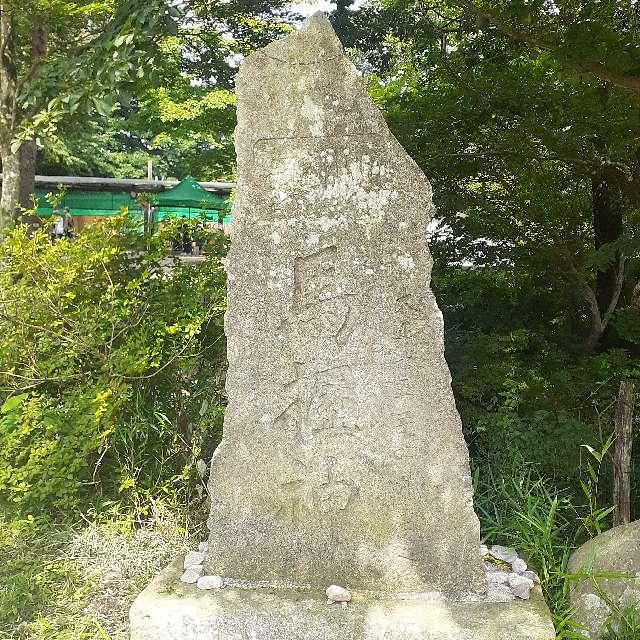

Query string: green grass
[0,519,75,639]
[474,463,640,640]
[0,503,203,640]
[474,465,588,639]
[602,604,640,640]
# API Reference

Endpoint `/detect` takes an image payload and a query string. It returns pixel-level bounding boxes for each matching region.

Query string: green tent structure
[152,175,230,221]
[32,175,232,225]
[36,190,141,217]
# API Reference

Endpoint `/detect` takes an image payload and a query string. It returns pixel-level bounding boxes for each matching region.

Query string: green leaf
[92,96,115,117]
[581,444,602,463]
[1,394,28,415]
[164,16,178,36]
[594,506,615,522]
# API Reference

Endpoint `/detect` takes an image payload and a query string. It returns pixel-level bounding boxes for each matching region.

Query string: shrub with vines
[0,213,228,517]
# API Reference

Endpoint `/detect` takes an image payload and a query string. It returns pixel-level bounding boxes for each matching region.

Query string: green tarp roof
[35,190,141,217]
[152,176,228,210]
[34,176,231,220]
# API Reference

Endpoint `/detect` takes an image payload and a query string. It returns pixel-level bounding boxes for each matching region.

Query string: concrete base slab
[130,556,556,640]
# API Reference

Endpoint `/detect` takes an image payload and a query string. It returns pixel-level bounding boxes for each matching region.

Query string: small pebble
[180,565,204,584]
[511,558,527,574]
[486,571,509,585]
[184,551,206,569]
[484,561,500,572]
[479,544,489,557]
[522,570,537,582]
[198,541,209,553]
[197,575,223,590]
[508,573,534,599]
[326,584,351,603]
[490,545,518,563]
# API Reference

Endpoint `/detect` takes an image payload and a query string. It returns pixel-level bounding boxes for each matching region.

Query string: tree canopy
[0,0,181,222]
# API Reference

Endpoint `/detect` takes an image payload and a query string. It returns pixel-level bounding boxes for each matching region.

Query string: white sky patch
[293,0,369,18]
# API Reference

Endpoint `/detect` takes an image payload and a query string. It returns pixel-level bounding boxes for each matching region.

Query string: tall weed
[474,464,587,638]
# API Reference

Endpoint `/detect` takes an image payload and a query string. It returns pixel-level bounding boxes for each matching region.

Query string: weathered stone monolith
[204,13,483,595]
[130,15,556,640]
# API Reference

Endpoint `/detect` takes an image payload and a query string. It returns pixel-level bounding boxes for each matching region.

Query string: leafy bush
[435,266,637,519]
[0,214,227,517]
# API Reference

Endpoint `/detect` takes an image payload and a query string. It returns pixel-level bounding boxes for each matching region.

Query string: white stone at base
[130,557,556,640]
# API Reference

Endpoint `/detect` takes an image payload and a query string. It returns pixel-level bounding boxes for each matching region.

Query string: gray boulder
[568,520,640,639]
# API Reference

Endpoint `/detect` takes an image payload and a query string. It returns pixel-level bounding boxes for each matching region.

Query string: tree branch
[456,0,640,96]
[602,255,626,328]
[561,248,604,351]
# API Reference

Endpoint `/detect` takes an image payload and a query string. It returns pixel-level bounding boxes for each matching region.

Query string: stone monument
[130,14,555,639]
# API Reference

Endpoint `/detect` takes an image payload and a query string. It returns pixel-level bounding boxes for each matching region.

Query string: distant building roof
[0,174,235,194]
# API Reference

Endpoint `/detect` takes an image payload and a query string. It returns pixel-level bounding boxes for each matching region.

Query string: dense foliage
[39,0,296,181]
[0,215,228,516]
[0,0,180,221]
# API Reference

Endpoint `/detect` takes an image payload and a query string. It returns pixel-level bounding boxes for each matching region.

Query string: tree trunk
[0,146,20,226]
[613,380,635,526]
[0,1,18,226]
[0,143,34,226]
[0,20,46,226]
[19,138,35,204]
[592,169,624,312]
[13,23,47,226]
[586,168,625,351]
